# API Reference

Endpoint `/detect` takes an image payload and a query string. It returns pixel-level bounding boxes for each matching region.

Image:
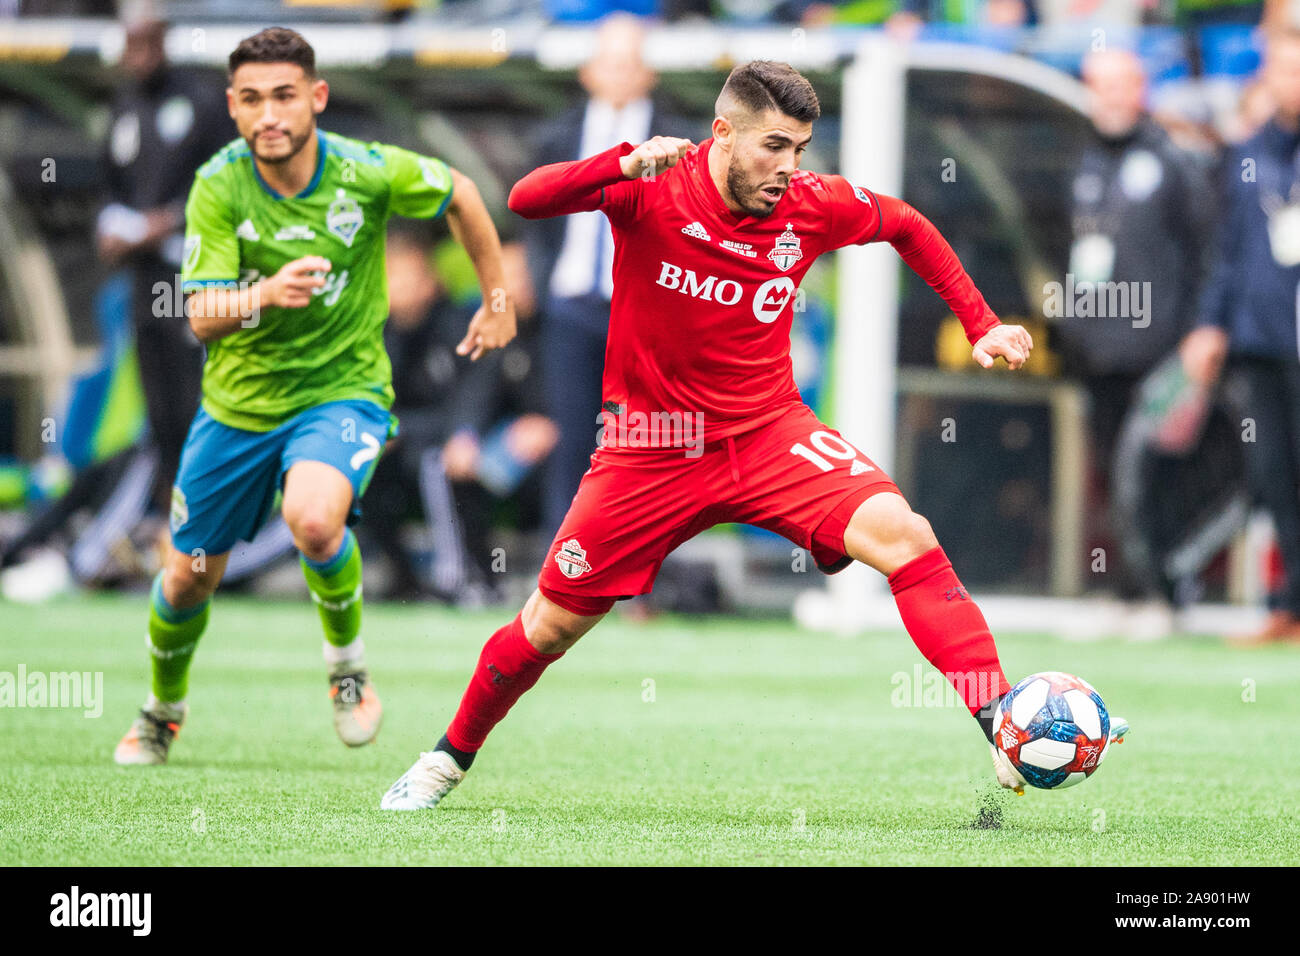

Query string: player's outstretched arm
[185,255,331,343]
[446,168,515,361]
[507,137,693,220]
[871,194,1031,370]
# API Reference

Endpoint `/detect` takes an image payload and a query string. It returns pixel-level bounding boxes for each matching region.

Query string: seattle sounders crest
[327,189,364,248]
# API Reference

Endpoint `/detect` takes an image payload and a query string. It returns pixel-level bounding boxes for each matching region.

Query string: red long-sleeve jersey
[510,139,1000,443]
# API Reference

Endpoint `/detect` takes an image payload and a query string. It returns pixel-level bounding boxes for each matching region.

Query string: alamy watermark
[596,406,704,459]
[1043,274,1151,328]
[890,664,1002,711]
[49,886,150,936]
[0,665,103,718]
[152,275,261,328]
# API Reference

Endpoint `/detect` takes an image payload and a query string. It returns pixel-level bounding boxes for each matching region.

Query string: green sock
[148,572,210,702]
[300,529,363,649]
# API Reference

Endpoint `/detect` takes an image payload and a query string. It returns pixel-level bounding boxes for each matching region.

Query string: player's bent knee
[286,511,345,560]
[879,517,938,573]
[162,551,220,608]
[904,511,939,555]
[523,588,606,655]
[845,493,940,575]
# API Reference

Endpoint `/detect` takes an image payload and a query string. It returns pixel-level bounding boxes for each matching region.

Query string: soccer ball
[993,671,1112,790]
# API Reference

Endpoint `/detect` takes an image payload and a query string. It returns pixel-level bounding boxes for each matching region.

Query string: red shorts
[538,402,900,615]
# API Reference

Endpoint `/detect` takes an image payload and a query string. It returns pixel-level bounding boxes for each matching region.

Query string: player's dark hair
[716,61,820,125]
[228,27,316,78]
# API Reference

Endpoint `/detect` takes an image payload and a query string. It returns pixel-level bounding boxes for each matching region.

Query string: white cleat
[1096,716,1131,769]
[381,750,467,811]
[990,743,1026,794]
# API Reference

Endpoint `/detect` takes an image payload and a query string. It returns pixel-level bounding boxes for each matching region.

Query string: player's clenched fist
[972,324,1034,370]
[262,255,331,308]
[619,136,695,180]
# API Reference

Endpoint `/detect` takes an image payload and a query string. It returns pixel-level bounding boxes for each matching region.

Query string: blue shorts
[170,399,397,556]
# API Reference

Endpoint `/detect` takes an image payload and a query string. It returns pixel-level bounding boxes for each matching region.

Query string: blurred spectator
[1182,26,1300,642]
[1059,49,1211,633]
[362,227,555,602]
[0,4,229,592]
[523,12,692,539]
[1228,76,1278,141]
[98,4,229,516]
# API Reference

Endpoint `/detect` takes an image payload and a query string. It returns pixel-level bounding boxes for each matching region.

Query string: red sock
[445,612,563,753]
[888,546,1010,713]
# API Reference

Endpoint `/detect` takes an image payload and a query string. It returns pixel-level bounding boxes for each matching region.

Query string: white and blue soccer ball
[993,671,1112,790]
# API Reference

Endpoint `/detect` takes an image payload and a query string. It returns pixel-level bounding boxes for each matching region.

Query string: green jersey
[181,129,454,431]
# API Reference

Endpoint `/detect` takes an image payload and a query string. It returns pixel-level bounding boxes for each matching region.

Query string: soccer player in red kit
[382,60,1040,809]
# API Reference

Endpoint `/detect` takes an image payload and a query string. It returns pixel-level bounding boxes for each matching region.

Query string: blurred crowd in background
[1,1,1299,642]
[0,0,1297,30]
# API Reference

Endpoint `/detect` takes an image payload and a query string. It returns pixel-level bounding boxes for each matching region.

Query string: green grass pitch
[3,593,1298,865]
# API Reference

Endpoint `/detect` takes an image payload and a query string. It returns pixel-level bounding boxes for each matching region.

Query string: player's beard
[251,124,313,165]
[726,157,780,218]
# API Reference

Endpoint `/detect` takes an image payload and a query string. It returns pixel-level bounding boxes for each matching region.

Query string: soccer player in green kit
[114,27,515,764]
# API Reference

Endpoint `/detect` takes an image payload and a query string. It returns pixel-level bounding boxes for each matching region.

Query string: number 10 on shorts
[790,430,874,474]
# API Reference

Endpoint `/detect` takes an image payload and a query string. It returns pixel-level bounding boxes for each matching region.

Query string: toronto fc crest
[555,538,593,578]
[767,223,803,272]
[326,189,364,247]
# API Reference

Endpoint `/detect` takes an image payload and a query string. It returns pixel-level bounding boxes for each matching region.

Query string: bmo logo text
[656,262,743,305]
[655,261,797,324]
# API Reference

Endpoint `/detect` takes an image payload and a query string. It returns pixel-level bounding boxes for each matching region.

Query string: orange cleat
[114,705,186,765]
[329,667,383,747]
